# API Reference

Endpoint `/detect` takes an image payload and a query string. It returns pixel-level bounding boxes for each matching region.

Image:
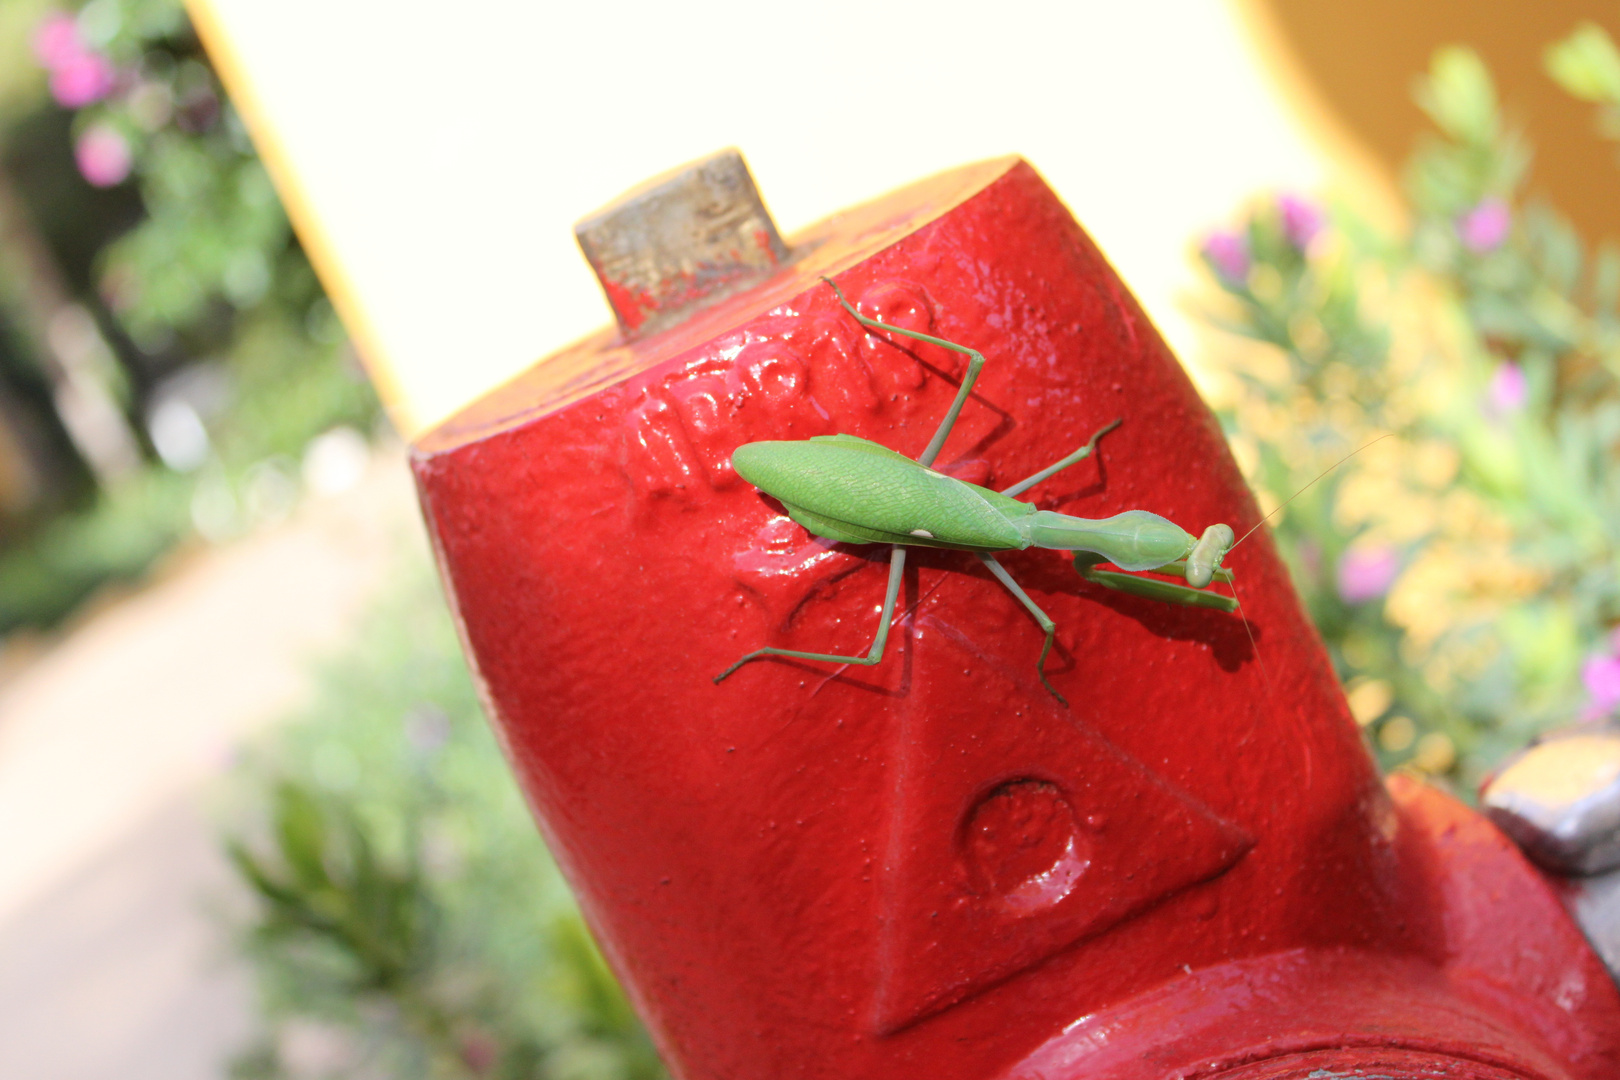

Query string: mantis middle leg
[975,552,1066,706]
[714,545,909,684]
[1000,418,1122,497]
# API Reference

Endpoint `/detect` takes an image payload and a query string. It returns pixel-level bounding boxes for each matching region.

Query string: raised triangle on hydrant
[872,644,1254,1034]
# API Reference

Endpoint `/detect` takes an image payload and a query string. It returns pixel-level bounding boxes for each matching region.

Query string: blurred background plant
[222,563,666,1080]
[0,0,377,639]
[1199,21,1620,788]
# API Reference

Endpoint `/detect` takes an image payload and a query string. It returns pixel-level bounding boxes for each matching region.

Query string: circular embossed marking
[963,780,1090,915]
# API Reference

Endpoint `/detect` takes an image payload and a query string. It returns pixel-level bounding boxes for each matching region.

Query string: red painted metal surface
[412,158,1620,1079]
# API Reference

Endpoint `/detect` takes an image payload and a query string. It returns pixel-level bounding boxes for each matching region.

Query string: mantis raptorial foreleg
[975,552,1064,705]
[1073,552,1238,613]
[713,545,909,683]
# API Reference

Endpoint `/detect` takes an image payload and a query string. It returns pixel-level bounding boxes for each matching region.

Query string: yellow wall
[189,2,1620,438]
[1246,0,1620,242]
[185,0,1340,438]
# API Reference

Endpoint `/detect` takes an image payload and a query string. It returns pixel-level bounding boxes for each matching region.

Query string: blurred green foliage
[0,307,376,637]
[1202,25,1620,787]
[39,0,312,351]
[0,465,186,628]
[225,562,667,1080]
[1546,22,1620,151]
[0,0,379,637]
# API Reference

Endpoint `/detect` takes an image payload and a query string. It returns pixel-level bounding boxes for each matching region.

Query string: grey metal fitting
[1483,723,1620,985]
[1482,726,1620,876]
[1567,871,1620,984]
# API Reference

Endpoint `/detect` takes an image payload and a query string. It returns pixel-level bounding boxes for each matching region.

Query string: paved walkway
[0,451,421,1078]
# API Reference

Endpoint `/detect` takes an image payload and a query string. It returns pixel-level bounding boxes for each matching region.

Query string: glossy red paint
[412,158,1620,1079]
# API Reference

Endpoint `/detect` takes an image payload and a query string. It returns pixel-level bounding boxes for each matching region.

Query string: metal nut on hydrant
[1485,724,1620,989]
[413,152,1620,1080]
[1484,726,1620,876]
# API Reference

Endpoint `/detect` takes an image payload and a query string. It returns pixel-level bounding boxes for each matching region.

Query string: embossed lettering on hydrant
[618,279,974,503]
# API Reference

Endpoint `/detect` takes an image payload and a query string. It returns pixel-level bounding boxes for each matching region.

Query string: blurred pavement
[0,450,422,1078]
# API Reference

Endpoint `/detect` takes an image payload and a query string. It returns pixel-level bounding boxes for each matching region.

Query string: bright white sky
[191,0,1331,437]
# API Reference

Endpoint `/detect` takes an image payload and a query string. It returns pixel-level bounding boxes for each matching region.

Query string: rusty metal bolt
[575,148,789,340]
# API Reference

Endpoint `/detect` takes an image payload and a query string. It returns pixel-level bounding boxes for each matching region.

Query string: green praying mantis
[714,277,1242,705]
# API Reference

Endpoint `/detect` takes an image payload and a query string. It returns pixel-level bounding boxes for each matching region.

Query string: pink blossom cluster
[1458,198,1511,254]
[74,125,131,187]
[33,11,133,188]
[32,11,116,108]
[1202,194,1326,289]
[1485,362,1528,419]
[1277,193,1324,251]
[1336,545,1400,605]
[1584,631,1620,718]
[1202,231,1250,285]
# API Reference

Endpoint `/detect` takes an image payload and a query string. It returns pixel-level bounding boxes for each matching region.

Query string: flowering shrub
[28,0,306,349]
[1201,25,1620,784]
[33,11,117,112]
[0,2,378,638]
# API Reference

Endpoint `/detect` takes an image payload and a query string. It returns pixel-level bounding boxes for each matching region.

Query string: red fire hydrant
[412,153,1620,1079]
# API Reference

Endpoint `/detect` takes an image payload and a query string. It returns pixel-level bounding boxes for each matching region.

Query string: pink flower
[49,50,116,107]
[1336,545,1400,605]
[32,11,116,108]
[1278,194,1324,250]
[1584,654,1620,715]
[31,12,81,68]
[1485,362,1527,417]
[458,1029,499,1074]
[1203,231,1250,284]
[74,125,131,187]
[1458,198,1511,254]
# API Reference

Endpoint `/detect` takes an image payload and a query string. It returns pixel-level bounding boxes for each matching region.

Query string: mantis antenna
[1231,433,1396,550]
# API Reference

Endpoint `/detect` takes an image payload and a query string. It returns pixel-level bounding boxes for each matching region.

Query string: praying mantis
[714,277,1239,705]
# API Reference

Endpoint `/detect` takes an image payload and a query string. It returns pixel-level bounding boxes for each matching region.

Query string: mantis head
[1184,524,1235,588]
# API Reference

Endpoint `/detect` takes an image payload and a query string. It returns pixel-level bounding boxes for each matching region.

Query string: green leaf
[1593,243,1620,312]
[1416,46,1500,145]
[1546,22,1620,103]
[551,914,640,1038]
[272,780,332,893]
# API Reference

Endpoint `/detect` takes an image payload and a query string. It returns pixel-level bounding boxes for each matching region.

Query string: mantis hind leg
[975,552,1066,707]
[822,276,984,468]
[714,546,908,684]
